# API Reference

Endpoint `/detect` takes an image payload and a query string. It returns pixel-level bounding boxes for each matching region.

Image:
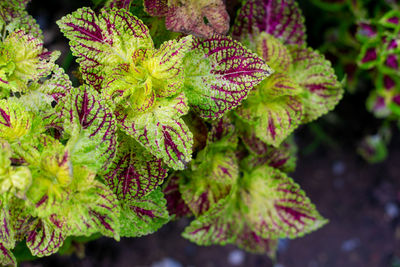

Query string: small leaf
[117,93,193,170]
[0,1,42,39]
[119,188,169,237]
[255,32,293,72]
[104,134,168,200]
[148,36,192,97]
[0,98,32,142]
[67,182,121,240]
[184,35,272,119]
[180,150,239,216]
[289,46,343,123]
[232,0,306,46]
[1,30,59,92]
[26,217,66,257]
[0,242,16,266]
[66,85,118,172]
[236,92,303,147]
[162,173,192,218]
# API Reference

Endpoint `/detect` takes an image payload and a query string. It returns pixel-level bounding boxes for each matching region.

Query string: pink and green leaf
[144,0,230,38]
[289,46,343,123]
[57,7,153,90]
[0,98,32,142]
[65,85,118,172]
[104,134,168,200]
[255,32,293,72]
[25,217,66,257]
[117,93,193,170]
[183,35,272,119]
[119,188,170,237]
[162,173,192,219]
[66,182,121,240]
[0,0,42,39]
[179,151,239,216]
[1,30,59,93]
[232,0,307,46]
[240,165,328,239]
[149,36,193,97]
[236,94,303,147]
[0,242,16,266]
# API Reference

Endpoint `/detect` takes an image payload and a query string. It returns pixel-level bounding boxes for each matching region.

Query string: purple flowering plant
[0,0,343,264]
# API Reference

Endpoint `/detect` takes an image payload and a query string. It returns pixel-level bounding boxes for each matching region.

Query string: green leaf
[119,188,169,237]
[180,150,238,216]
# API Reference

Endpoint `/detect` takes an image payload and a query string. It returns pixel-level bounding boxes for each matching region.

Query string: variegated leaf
[183,35,272,119]
[162,173,192,218]
[119,188,169,237]
[232,0,306,46]
[241,165,328,239]
[144,0,230,38]
[289,46,343,123]
[0,98,32,142]
[0,242,16,266]
[67,181,121,240]
[57,7,153,90]
[255,32,293,72]
[26,217,66,257]
[0,0,42,39]
[104,134,168,200]
[66,85,118,172]
[1,30,59,92]
[236,94,303,147]
[117,93,193,170]
[180,150,238,216]
[149,36,192,97]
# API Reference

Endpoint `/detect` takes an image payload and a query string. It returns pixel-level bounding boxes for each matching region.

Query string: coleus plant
[0,0,342,265]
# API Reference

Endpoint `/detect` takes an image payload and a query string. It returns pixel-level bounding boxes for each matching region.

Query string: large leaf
[57,7,153,90]
[104,134,168,200]
[240,165,327,239]
[232,0,306,46]
[289,46,343,123]
[119,188,170,237]
[144,0,230,38]
[66,85,118,172]
[183,35,272,119]
[117,93,193,170]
